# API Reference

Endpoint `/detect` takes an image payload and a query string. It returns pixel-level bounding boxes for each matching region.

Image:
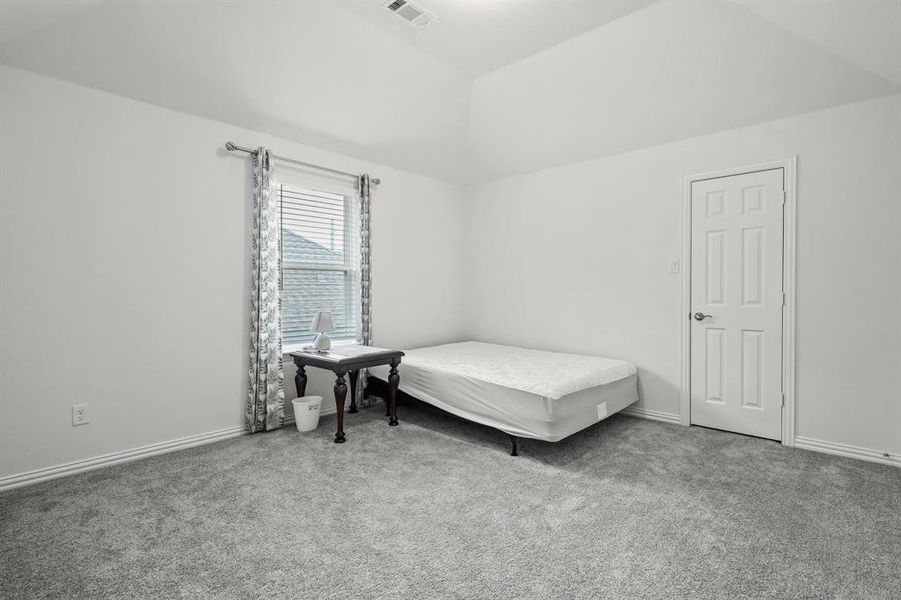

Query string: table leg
[334,373,347,443]
[294,364,307,398]
[388,362,399,427]
[348,370,359,414]
[363,372,370,406]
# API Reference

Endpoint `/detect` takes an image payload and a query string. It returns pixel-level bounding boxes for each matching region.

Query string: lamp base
[312,333,331,353]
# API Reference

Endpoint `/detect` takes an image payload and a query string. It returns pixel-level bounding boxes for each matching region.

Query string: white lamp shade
[310,311,335,334]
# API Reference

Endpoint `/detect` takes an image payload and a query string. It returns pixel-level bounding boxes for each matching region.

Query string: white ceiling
[468,0,900,178]
[737,0,901,85]
[338,0,655,77]
[0,0,100,46]
[0,0,898,184]
[0,0,474,182]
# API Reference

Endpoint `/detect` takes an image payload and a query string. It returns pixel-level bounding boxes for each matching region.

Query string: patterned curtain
[360,174,373,347]
[359,174,374,405]
[246,148,285,432]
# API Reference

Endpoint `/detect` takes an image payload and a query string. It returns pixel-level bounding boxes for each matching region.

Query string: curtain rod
[225,141,380,185]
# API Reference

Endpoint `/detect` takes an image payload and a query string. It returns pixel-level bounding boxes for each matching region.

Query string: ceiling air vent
[384,0,437,29]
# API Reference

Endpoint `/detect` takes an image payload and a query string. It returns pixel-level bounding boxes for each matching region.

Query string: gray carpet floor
[2,400,899,599]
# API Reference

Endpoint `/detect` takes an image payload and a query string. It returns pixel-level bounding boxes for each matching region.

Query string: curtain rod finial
[225,141,237,151]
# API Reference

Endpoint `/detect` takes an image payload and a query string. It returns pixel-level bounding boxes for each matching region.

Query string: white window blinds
[279,184,361,343]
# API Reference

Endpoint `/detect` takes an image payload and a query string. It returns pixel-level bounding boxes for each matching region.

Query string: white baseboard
[621,406,682,424]
[794,436,898,468]
[619,408,897,468]
[0,425,247,492]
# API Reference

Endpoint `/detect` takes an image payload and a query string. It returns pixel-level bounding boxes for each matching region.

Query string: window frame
[279,184,359,344]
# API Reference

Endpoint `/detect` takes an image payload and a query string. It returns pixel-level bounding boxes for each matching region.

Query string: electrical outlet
[72,403,90,426]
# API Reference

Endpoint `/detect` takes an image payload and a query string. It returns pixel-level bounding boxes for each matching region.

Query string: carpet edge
[0,425,247,492]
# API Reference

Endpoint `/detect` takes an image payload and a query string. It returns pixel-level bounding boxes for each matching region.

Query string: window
[279,183,360,344]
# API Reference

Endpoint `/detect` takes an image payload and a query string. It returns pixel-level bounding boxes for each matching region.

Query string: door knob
[693,312,713,321]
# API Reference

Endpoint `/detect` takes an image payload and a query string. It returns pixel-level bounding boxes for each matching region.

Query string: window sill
[282,338,359,356]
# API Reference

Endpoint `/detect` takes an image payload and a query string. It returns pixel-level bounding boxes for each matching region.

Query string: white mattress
[370,341,638,442]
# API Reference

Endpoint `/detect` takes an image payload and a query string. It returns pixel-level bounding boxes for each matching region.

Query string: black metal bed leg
[510,435,519,457]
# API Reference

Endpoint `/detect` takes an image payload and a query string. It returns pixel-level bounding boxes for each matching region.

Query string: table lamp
[311,311,335,352]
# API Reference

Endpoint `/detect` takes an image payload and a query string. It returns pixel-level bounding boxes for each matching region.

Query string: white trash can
[292,396,322,432]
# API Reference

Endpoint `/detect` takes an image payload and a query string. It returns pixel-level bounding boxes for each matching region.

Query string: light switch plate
[668,258,680,274]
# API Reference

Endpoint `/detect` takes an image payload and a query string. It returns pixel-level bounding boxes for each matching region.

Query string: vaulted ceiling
[340,0,656,77]
[1,0,899,184]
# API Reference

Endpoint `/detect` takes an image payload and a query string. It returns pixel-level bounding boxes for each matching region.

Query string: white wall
[464,95,901,457]
[2,64,898,481]
[0,66,466,479]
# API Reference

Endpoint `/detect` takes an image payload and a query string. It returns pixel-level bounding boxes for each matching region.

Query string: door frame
[679,158,798,446]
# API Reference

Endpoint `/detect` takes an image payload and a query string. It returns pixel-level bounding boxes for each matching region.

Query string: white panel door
[690,168,784,440]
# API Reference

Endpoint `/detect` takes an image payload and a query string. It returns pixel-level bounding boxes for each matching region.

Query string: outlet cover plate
[72,403,90,426]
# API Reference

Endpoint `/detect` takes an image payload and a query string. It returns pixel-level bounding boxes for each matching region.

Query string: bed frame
[366,377,521,456]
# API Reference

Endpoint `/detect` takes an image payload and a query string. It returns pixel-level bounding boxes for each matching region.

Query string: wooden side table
[290,345,404,443]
